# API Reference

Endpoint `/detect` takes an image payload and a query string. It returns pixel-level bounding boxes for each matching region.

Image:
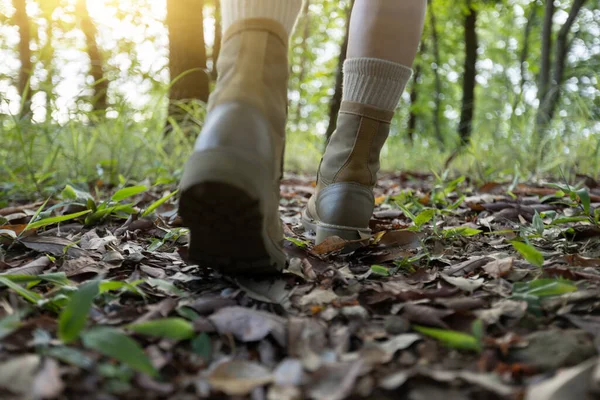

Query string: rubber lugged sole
[179,150,286,275]
[301,209,371,244]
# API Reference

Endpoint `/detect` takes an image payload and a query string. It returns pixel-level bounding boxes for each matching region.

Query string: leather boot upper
[307,101,394,230]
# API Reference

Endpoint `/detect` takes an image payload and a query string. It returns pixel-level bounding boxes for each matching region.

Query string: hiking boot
[302,101,395,244]
[179,18,292,274]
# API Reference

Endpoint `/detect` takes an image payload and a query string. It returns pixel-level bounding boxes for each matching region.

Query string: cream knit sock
[221,0,303,35]
[342,58,413,111]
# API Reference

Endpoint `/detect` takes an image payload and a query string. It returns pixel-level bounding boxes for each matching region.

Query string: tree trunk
[542,0,587,125]
[76,0,108,112]
[211,0,221,80]
[292,0,311,127]
[40,1,58,122]
[457,0,478,146]
[167,0,209,103]
[537,0,555,127]
[407,41,425,143]
[428,0,444,145]
[325,0,354,140]
[510,2,537,123]
[14,0,32,118]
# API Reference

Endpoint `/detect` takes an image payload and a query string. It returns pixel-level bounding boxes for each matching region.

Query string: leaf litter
[0,175,600,398]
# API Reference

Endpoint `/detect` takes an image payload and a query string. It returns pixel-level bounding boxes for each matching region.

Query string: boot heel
[179,149,285,274]
[315,224,367,244]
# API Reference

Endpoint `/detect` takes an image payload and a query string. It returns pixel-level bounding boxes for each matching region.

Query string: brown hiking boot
[302,101,395,244]
[179,19,290,274]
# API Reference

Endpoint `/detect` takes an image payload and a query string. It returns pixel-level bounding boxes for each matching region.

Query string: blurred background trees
[0,0,599,196]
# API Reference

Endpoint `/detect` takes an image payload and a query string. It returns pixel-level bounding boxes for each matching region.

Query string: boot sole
[301,209,371,244]
[179,149,286,275]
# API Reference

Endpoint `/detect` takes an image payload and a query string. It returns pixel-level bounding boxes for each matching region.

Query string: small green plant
[413,320,483,352]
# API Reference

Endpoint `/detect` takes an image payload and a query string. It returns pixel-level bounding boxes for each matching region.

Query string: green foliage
[126,318,195,340]
[191,333,212,362]
[0,0,598,199]
[81,327,158,377]
[413,322,482,352]
[370,265,390,276]
[511,241,544,267]
[58,280,100,344]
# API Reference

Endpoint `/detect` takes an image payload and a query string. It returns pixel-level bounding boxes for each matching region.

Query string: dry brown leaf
[20,235,88,258]
[482,258,514,278]
[0,354,41,395]
[309,361,364,400]
[312,236,347,255]
[59,256,107,277]
[297,288,338,306]
[564,254,600,267]
[1,256,51,276]
[207,360,273,396]
[209,306,287,346]
[440,274,485,292]
[378,230,420,248]
[402,304,453,328]
[31,358,64,399]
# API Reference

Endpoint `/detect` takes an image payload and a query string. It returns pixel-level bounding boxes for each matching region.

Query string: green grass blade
[58,280,100,344]
[142,189,178,217]
[27,210,92,230]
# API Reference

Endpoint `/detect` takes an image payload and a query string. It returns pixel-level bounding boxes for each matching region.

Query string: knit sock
[221,0,303,35]
[342,58,413,111]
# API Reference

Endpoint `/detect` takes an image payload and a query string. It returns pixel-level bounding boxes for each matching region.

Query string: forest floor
[1,173,600,400]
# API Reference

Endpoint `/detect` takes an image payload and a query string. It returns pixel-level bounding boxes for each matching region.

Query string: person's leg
[347,0,427,65]
[303,0,427,243]
[179,0,302,274]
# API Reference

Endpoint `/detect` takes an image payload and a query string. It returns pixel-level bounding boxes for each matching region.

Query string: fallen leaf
[236,277,291,308]
[402,304,453,328]
[441,274,485,292]
[525,357,599,400]
[297,288,338,306]
[378,230,420,248]
[475,299,527,325]
[59,256,107,277]
[31,358,64,399]
[564,254,600,267]
[0,354,41,395]
[444,256,494,276]
[309,361,364,400]
[207,360,273,396]
[482,258,514,278]
[209,307,287,346]
[312,236,347,255]
[20,235,88,258]
[509,330,596,372]
[273,358,304,386]
[1,256,51,276]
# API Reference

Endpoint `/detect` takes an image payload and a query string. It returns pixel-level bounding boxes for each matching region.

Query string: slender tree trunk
[407,41,425,143]
[537,0,555,126]
[76,0,108,112]
[543,0,587,124]
[211,0,221,80]
[510,2,537,124]
[292,0,311,127]
[167,0,209,103]
[429,0,444,145]
[325,0,354,140]
[14,0,32,118]
[457,0,478,146]
[40,1,58,122]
